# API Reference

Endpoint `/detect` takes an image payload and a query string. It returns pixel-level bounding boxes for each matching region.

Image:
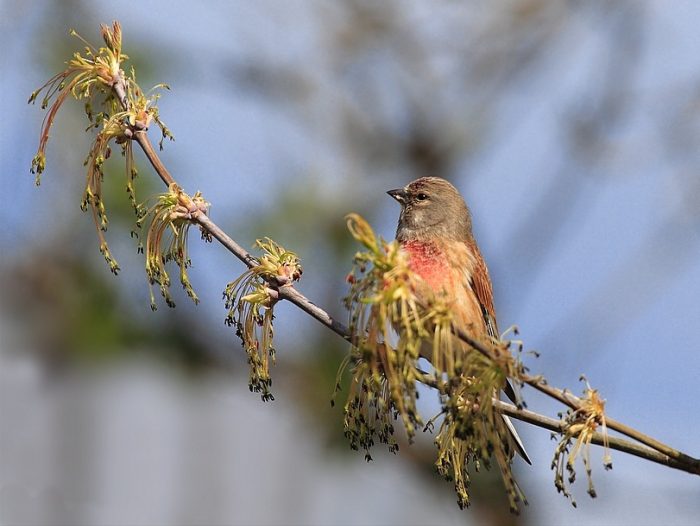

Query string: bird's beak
[387,188,407,203]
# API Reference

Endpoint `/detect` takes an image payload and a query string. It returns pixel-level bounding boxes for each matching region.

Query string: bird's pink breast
[402,240,452,291]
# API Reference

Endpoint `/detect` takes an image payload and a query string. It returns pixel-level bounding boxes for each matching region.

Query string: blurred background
[2,1,700,524]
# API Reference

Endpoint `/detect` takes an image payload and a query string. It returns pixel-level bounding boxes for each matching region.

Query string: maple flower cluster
[29,22,202,306]
[551,376,613,507]
[224,238,303,401]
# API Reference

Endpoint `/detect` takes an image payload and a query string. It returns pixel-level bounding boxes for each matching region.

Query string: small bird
[388,176,531,464]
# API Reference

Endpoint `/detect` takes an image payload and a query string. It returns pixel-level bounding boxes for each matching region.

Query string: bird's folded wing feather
[467,239,498,339]
[467,239,521,403]
[468,239,531,464]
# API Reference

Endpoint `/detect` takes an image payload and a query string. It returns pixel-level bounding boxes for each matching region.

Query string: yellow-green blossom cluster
[224,238,302,401]
[29,21,173,275]
[342,213,428,452]
[433,356,527,512]
[551,376,612,507]
[136,183,210,310]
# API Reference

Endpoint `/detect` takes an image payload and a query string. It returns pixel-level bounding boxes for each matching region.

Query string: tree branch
[493,400,700,476]
[449,324,700,469]
[134,131,175,187]
[194,212,351,340]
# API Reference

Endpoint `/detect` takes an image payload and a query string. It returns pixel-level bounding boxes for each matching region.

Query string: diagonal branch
[450,325,700,468]
[194,213,351,340]
[493,400,700,475]
[134,131,175,187]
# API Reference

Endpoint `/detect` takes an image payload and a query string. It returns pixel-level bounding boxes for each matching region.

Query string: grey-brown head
[387,177,473,242]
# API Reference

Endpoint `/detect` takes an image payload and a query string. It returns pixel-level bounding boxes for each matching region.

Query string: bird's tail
[502,414,532,465]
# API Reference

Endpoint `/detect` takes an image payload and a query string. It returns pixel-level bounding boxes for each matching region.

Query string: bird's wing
[468,240,517,398]
[467,239,498,338]
[468,240,532,465]
[468,238,522,401]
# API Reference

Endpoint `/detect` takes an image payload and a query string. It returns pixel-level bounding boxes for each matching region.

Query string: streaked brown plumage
[388,176,531,464]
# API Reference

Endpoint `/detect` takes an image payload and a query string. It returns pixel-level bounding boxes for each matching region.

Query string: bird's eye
[416,193,428,201]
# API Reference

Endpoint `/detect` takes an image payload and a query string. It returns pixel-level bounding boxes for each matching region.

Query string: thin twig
[416,368,700,476]
[112,79,174,187]
[493,400,700,475]
[134,132,175,187]
[193,212,351,340]
[450,325,699,466]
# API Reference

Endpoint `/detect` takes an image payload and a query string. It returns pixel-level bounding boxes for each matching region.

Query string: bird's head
[388,176,472,242]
